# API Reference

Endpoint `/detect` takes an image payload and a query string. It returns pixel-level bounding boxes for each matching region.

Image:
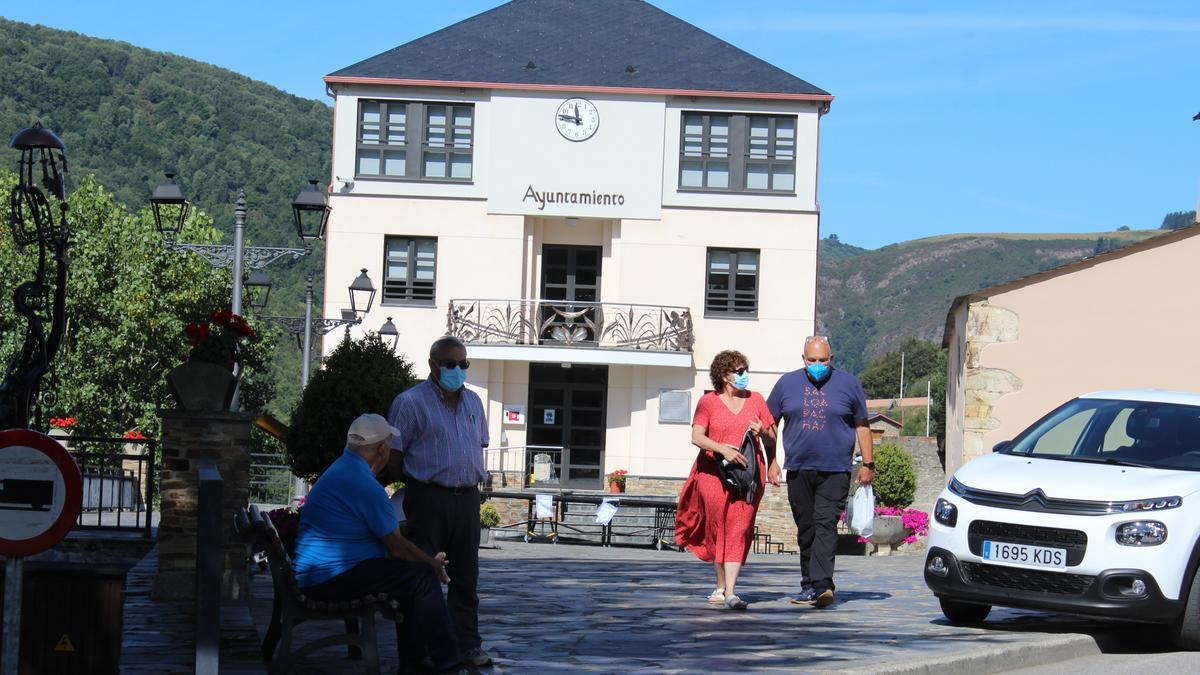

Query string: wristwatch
[862,462,875,470]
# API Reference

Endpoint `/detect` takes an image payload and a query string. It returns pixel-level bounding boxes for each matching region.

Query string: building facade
[943,225,1200,477]
[321,0,831,489]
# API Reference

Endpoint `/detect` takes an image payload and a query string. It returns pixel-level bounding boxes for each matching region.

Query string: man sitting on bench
[293,413,464,674]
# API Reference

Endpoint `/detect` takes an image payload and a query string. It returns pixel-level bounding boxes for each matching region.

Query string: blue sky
[5,1,1198,248]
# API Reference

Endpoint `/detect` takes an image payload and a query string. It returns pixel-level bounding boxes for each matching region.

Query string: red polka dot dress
[675,391,773,564]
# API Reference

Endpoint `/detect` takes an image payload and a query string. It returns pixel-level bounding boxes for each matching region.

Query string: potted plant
[607,469,628,493]
[868,443,921,546]
[167,308,257,411]
[479,502,500,547]
[265,499,304,557]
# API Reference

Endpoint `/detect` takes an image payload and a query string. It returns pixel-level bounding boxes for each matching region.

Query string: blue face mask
[805,363,831,381]
[732,372,750,390]
[438,366,467,391]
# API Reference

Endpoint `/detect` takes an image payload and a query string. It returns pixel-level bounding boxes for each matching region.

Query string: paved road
[1005,650,1195,675]
[232,539,1172,673]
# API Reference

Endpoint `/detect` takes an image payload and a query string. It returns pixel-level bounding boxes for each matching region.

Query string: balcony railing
[448,299,694,353]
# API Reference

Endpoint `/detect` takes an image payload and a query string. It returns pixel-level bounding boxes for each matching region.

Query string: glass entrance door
[540,244,601,345]
[526,363,608,489]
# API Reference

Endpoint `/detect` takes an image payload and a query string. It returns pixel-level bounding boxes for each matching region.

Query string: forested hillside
[0,17,332,417]
[816,230,1162,374]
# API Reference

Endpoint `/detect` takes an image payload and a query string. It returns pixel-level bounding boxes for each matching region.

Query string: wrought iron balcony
[448,299,694,353]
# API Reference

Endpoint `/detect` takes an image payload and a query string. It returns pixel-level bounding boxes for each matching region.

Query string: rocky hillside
[816,230,1161,373]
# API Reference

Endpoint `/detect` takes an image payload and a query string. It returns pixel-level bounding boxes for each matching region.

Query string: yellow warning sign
[54,634,75,652]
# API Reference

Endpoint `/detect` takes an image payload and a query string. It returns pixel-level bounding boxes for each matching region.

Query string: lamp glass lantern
[245,269,272,310]
[379,317,399,351]
[149,173,191,237]
[9,122,67,247]
[348,268,376,316]
[292,179,331,241]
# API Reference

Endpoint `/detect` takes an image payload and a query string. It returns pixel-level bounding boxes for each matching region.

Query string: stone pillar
[152,410,255,601]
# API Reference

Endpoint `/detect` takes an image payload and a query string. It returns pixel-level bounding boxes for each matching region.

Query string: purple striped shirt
[388,379,489,488]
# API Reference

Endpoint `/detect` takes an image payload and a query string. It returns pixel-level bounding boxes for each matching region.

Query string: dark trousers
[302,557,461,671]
[786,470,851,594]
[404,481,482,650]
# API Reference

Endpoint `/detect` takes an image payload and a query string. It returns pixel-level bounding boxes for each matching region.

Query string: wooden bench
[233,505,403,674]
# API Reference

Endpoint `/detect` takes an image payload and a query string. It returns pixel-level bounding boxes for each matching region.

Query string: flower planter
[869,515,911,546]
[166,361,239,412]
[479,527,492,548]
[609,481,624,493]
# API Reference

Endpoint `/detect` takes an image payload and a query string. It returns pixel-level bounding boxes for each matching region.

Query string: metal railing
[448,298,694,352]
[250,450,297,506]
[50,434,156,538]
[484,445,568,491]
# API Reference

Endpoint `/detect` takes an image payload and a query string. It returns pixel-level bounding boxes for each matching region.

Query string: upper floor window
[384,236,437,305]
[705,248,759,317]
[680,113,795,194]
[357,100,474,182]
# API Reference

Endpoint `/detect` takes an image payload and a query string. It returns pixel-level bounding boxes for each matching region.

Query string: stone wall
[962,301,1021,465]
[153,410,254,601]
[896,436,945,514]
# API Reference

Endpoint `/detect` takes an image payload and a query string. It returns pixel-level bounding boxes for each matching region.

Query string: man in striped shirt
[389,335,492,668]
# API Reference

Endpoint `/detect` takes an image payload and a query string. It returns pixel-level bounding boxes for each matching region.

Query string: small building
[942,224,1200,476]
[867,413,902,444]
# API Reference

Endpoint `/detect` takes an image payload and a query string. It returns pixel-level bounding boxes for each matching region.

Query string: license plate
[982,540,1067,569]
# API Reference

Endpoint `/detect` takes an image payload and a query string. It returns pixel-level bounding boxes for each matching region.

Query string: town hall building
[321,0,832,490]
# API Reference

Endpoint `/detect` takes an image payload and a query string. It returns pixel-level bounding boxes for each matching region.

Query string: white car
[925,389,1200,649]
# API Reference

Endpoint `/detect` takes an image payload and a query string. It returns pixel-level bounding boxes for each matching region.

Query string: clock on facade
[554,98,599,141]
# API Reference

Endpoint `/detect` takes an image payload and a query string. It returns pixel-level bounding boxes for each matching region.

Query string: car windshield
[1005,397,1200,471]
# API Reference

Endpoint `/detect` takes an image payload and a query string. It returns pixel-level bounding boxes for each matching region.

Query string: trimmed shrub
[480,503,500,528]
[286,333,419,481]
[873,442,917,508]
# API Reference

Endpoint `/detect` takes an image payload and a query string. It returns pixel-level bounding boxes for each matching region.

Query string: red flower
[123,430,147,440]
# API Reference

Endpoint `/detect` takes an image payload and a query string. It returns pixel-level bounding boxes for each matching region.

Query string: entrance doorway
[526,363,608,489]
[540,244,601,345]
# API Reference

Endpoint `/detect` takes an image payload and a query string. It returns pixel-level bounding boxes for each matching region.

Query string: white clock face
[555,98,599,142]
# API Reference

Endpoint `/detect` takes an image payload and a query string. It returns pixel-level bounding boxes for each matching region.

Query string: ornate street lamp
[348,268,377,316]
[379,317,399,351]
[245,269,273,310]
[149,173,190,237]
[291,179,331,241]
[1,122,72,431]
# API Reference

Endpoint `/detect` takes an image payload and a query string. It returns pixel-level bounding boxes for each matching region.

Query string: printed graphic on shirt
[800,384,829,432]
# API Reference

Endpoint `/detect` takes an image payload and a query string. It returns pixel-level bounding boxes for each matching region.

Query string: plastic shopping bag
[848,484,875,539]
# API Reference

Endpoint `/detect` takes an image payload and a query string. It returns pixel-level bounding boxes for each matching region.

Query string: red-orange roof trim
[323,75,836,104]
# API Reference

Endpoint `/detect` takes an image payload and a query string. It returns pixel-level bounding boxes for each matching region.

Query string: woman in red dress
[675,350,777,610]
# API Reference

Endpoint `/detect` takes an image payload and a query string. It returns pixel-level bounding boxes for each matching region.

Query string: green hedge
[873,442,917,508]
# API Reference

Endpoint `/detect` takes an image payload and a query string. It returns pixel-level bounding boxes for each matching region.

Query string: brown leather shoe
[812,589,835,608]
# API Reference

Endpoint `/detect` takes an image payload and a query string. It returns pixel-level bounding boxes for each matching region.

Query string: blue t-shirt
[766,368,869,473]
[293,449,397,588]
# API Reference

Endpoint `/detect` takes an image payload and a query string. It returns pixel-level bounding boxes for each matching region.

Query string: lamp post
[149,175,330,408]
[1,122,72,675]
[260,270,383,500]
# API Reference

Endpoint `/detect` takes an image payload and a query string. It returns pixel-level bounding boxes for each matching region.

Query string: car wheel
[1172,568,1200,650]
[939,597,991,624]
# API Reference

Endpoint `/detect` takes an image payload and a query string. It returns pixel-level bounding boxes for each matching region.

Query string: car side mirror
[992,440,1011,453]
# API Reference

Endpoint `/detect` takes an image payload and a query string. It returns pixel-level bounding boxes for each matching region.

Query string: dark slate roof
[327,0,829,98]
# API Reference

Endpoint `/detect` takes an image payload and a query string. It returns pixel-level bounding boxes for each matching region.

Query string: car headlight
[934,498,958,527]
[1115,521,1167,546]
[948,477,966,496]
[1117,497,1181,512]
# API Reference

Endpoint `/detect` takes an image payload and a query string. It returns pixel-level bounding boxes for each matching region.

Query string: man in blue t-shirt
[293,413,463,674]
[767,336,875,608]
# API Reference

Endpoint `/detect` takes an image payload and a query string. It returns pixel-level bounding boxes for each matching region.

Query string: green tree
[828,306,876,375]
[1161,211,1196,230]
[0,171,280,437]
[873,442,917,508]
[286,334,419,481]
[858,337,944,400]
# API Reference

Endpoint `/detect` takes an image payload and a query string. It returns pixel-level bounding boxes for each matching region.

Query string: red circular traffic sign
[0,429,83,557]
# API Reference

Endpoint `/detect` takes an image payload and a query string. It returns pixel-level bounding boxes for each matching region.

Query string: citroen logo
[1021,488,1050,506]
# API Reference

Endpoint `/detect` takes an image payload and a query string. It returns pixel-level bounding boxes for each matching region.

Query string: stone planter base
[166,361,238,412]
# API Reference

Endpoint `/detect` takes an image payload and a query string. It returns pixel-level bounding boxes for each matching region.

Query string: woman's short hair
[709,350,748,392]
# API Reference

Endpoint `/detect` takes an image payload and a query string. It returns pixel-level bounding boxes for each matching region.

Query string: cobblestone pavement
[234,541,1145,674]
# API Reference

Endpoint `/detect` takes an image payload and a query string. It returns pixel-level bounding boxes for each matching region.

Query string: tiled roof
[327,0,829,99]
